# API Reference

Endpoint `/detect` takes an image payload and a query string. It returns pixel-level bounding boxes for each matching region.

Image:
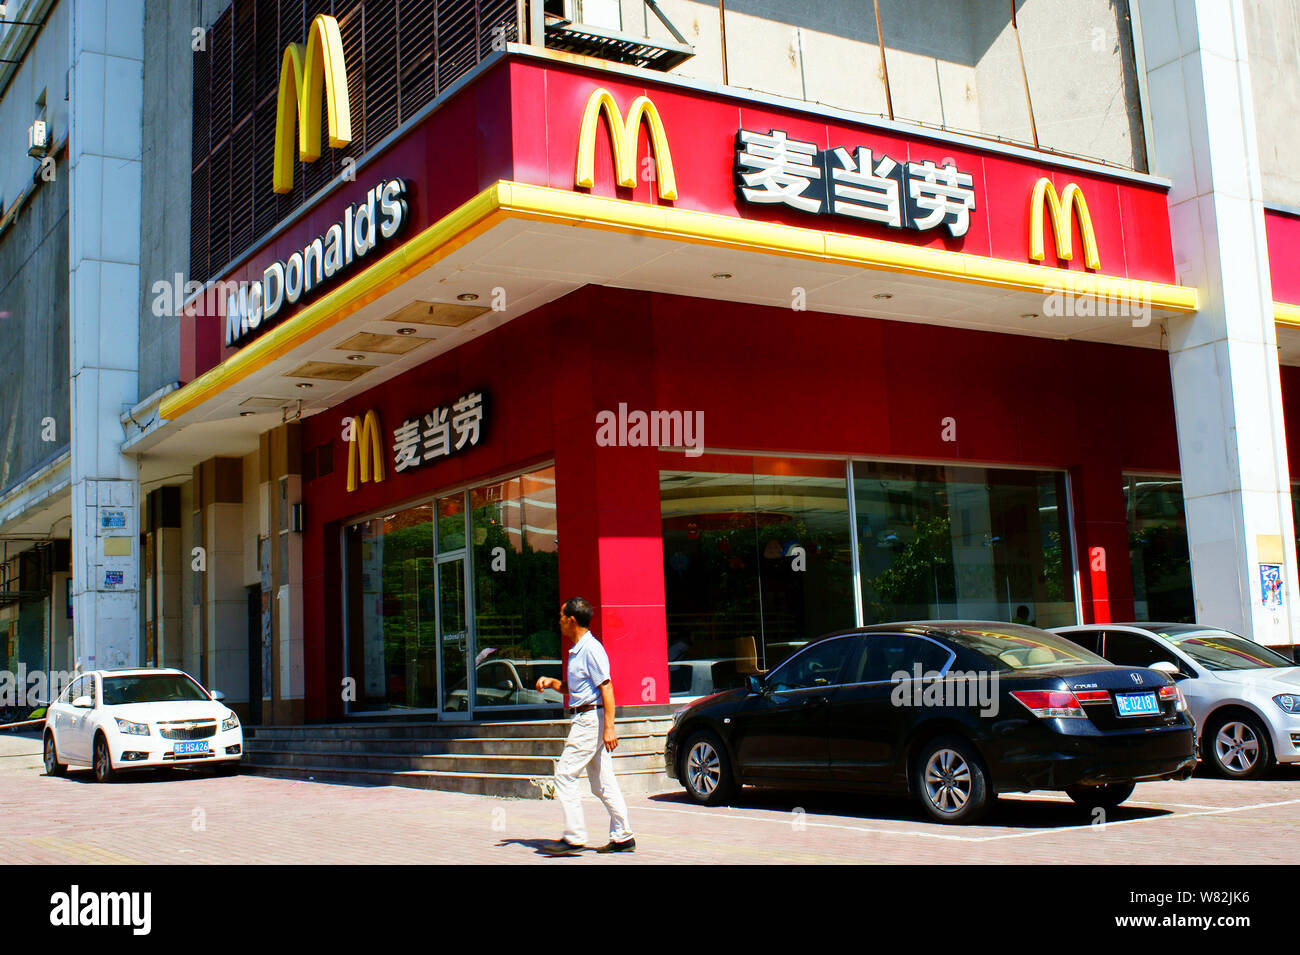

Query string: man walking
[535,597,635,856]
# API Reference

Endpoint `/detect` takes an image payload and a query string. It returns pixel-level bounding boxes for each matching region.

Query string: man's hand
[535,676,561,693]
[600,680,618,750]
[603,725,618,752]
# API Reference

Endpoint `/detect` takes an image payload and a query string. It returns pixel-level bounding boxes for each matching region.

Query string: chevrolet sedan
[43,668,243,782]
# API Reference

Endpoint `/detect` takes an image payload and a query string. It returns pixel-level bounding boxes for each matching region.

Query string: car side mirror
[73,695,92,709]
[1148,661,1190,681]
[747,675,765,695]
[211,690,226,702]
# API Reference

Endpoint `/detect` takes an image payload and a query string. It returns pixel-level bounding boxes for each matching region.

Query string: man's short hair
[562,596,594,628]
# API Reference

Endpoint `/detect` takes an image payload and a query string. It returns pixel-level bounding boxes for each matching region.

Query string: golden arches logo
[574,88,677,201]
[1029,178,1100,270]
[346,410,385,492]
[273,14,352,195]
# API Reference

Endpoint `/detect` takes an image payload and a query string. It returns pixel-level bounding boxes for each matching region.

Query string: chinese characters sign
[735,128,976,238]
[392,391,486,474]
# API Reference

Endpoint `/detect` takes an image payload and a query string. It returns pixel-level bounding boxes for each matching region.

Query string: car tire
[92,735,117,784]
[1065,781,1135,812]
[1203,711,1273,779]
[43,733,66,777]
[913,735,991,825]
[680,729,734,806]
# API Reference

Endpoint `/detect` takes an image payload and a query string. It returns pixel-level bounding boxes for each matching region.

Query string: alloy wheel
[1214,721,1260,774]
[94,740,110,781]
[686,740,721,797]
[43,737,55,774]
[923,748,972,813]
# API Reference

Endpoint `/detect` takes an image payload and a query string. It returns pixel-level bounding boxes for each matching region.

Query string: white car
[1053,623,1300,779]
[42,668,243,782]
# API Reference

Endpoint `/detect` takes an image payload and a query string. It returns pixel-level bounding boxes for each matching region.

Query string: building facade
[2,0,1299,723]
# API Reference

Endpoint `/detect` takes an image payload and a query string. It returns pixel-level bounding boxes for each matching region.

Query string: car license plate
[174,741,210,754]
[1116,691,1160,716]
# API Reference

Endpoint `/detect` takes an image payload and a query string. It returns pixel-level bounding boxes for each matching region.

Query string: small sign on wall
[104,570,124,589]
[1260,563,1284,611]
[100,510,126,529]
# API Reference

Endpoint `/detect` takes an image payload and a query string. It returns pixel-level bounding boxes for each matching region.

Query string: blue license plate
[1116,691,1160,716]
[174,741,210,754]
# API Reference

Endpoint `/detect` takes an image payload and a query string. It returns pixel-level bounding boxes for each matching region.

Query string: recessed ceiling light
[712,272,732,280]
[1021,313,1038,319]
[296,382,313,389]
[346,354,367,361]
[396,327,417,335]
[239,411,255,417]
[457,293,479,302]
[873,293,893,300]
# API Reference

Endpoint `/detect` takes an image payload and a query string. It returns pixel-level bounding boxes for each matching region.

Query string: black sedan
[665,622,1197,824]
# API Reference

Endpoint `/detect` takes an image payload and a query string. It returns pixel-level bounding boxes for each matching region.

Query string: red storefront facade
[162,48,1243,722]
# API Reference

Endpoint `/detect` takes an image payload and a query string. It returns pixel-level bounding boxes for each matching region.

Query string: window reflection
[1124,474,1193,623]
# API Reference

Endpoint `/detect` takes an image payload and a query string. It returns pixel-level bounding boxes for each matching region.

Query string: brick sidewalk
[2,745,1297,864]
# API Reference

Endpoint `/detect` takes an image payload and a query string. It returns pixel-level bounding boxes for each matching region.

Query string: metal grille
[191,0,522,286]
[160,721,219,741]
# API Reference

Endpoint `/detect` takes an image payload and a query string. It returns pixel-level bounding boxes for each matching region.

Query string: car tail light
[1159,683,1187,711]
[1011,689,1087,718]
[1073,689,1110,704]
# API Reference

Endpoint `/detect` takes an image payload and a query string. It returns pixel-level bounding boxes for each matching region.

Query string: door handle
[803,695,829,707]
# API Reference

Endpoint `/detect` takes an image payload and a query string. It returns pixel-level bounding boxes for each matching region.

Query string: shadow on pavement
[647,787,1173,831]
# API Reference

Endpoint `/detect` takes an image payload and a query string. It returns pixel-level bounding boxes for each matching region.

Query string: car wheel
[43,733,66,777]
[1204,712,1272,779]
[1065,781,1135,812]
[92,735,117,783]
[680,729,734,806]
[913,735,990,825]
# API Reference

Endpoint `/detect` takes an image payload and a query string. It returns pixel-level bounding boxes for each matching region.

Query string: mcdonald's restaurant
[120,6,1300,778]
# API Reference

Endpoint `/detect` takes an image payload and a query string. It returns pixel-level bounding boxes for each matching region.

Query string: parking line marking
[623,796,1300,844]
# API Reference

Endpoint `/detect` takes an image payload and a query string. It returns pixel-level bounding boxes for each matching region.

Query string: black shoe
[539,840,584,856]
[595,837,636,853]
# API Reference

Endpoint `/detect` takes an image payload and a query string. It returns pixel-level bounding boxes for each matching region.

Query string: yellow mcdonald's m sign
[574,88,677,201]
[346,410,385,493]
[1029,177,1101,270]
[273,14,352,195]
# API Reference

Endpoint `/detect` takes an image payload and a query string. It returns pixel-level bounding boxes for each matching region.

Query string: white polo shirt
[567,631,611,708]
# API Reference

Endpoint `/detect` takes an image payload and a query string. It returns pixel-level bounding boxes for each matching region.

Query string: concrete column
[1138,0,1297,646]
[68,0,145,669]
[197,458,249,707]
[553,288,669,706]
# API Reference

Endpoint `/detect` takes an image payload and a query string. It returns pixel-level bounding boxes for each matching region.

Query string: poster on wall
[1260,563,1284,611]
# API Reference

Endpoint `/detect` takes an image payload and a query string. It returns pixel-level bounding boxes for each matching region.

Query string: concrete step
[247,716,674,742]
[243,735,663,757]
[243,749,665,774]
[241,762,673,797]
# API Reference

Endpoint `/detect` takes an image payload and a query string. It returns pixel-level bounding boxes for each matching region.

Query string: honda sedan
[665,622,1196,824]
[43,668,243,782]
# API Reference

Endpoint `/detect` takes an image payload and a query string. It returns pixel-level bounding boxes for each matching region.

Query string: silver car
[1052,623,1300,779]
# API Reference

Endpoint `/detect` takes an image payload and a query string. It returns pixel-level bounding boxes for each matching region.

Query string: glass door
[436,495,473,718]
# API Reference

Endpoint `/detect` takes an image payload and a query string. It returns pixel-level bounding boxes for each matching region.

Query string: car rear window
[102,674,211,704]
[936,624,1108,670]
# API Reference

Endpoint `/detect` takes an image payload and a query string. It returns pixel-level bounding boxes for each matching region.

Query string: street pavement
[3,732,1298,864]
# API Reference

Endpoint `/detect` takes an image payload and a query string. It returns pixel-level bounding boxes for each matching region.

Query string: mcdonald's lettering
[1029,178,1101,270]
[574,88,677,200]
[347,410,386,492]
[273,14,352,194]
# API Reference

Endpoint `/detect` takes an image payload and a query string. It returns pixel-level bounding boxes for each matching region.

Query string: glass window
[850,634,953,684]
[344,503,436,712]
[1058,628,1103,655]
[1124,474,1193,623]
[766,636,856,692]
[936,623,1106,670]
[437,495,466,552]
[1167,630,1294,670]
[469,467,561,709]
[103,674,209,705]
[1101,631,1183,670]
[660,457,854,697]
[854,462,1075,628]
